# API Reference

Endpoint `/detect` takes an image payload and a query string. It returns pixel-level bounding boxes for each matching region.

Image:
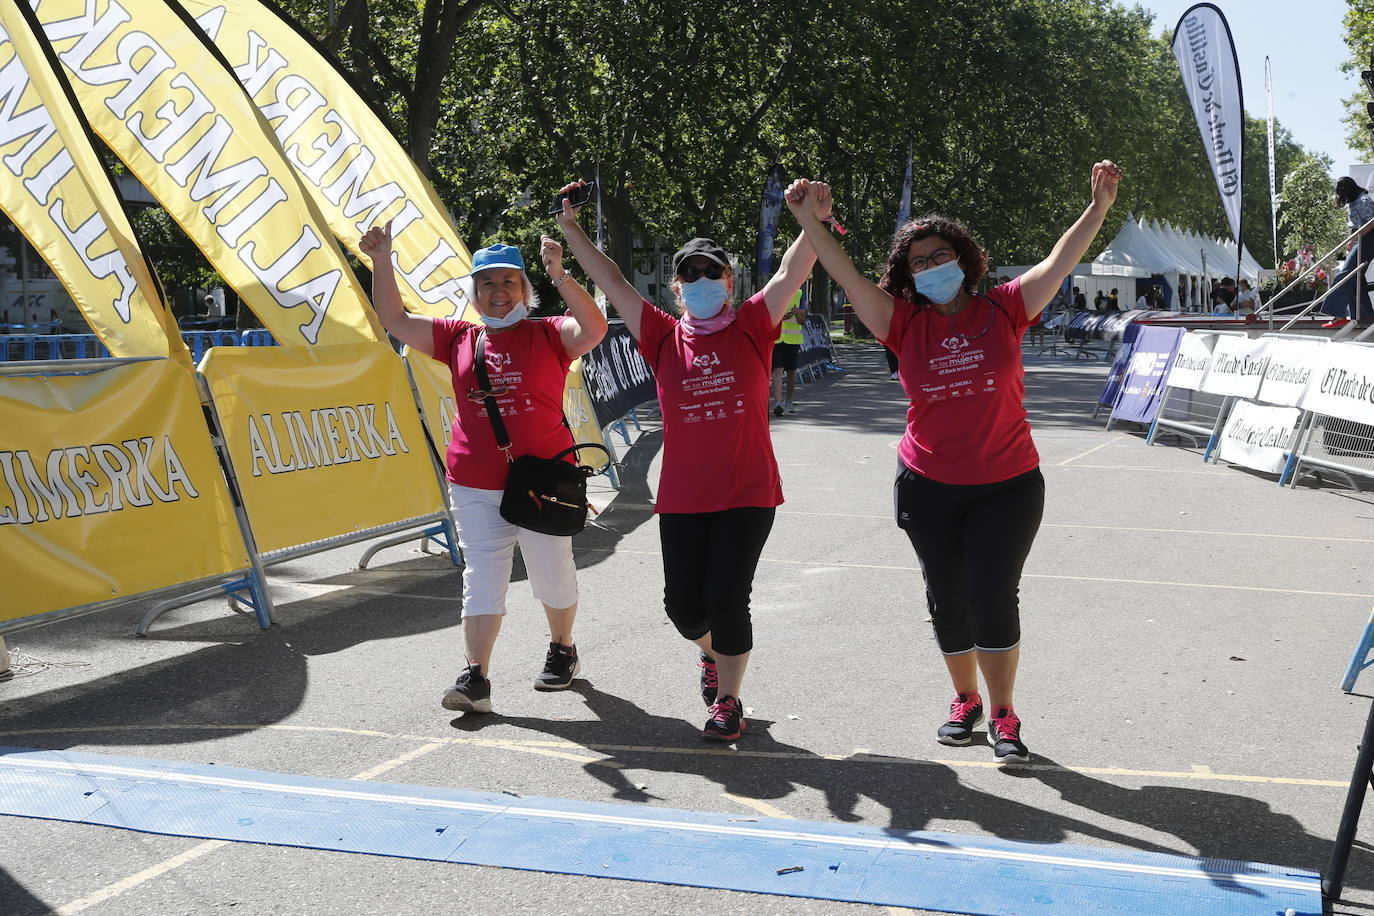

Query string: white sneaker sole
[937,713,986,746]
[533,660,581,691]
[441,691,492,713]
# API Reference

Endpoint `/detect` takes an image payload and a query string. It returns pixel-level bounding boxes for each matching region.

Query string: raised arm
[785,179,894,340]
[760,232,818,324]
[360,219,435,356]
[1017,160,1121,321]
[553,181,648,340]
[541,235,608,358]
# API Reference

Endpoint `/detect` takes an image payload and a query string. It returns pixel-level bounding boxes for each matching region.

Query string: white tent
[1092,215,1265,310]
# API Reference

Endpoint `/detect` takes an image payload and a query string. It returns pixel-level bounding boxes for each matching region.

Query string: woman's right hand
[359,219,393,262]
[555,181,585,229]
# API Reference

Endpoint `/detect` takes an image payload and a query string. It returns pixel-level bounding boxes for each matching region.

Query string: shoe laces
[991,708,1022,741]
[545,643,574,664]
[949,692,982,721]
[708,695,741,724]
[698,656,718,689]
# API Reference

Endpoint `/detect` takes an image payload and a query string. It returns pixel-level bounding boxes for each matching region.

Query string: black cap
[672,238,729,275]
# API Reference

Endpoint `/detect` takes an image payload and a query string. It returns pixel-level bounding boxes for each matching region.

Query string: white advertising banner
[1301,343,1374,426]
[1217,401,1299,473]
[1199,335,1270,398]
[1256,338,1324,407]
[1172,5,1244,245]
[1165,331,1216,391]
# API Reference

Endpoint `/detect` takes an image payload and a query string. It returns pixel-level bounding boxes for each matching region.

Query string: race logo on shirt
[692,352,722,374]
[487,351,514,371]
[940,336,968,352]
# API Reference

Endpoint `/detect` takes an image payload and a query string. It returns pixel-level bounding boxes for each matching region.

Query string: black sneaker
[988,706,1030,764]
[534,642,580,690]
[936,692,985,746]
[442,665,492,713]
[772,402,784,417]
[703,695,746,741]
[698,653,718,707]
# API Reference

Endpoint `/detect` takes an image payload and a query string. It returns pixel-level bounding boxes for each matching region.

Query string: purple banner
[1110,326,1185,423]
[1098,323,1144,407]
[755,164,787,279]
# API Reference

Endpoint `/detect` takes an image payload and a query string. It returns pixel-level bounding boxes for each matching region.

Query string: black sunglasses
[677,263,726,283]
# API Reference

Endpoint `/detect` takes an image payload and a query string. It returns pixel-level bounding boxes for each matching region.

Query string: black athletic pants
[658,507,776,656]
[894,465,1044,654]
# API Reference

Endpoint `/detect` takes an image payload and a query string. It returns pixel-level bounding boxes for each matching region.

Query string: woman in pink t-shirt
[360,222,606,715]
[787,163,1121,765]
[554,181,822,741]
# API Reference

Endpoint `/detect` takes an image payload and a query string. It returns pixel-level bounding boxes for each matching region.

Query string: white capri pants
[448,483,579,617]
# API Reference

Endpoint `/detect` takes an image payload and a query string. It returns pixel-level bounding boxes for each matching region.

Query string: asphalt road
[3,340,1373,915]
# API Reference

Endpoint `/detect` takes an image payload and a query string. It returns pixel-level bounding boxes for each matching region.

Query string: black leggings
[894,466,1044,654]
[659,507,776,656]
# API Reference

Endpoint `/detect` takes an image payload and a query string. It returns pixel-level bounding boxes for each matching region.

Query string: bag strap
[548,442,611,474]
[472,328,514,462]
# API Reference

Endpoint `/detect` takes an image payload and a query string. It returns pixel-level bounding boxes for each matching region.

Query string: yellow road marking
[52,840,229,915]
[349,742,445,781]
[778,513,1374,544]
[722,793,792,820]
[1057,436,1127,466]
[1,723,1345,788]
[573,547,1374,599]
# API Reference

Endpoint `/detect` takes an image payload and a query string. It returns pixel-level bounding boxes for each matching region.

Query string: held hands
[1091,160,1122,209]
[785,179,834,225]
[358,219,393,262]
[540,235,565,280]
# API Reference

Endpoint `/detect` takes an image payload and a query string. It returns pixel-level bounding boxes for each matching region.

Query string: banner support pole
[1323,695,1374,901]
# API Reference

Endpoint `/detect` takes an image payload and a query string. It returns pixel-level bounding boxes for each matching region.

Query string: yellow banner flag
[29,0,384,347]
[181,0,474,320]
[200,342,446,555]
[0,4,185,365]
[0,359,248,621]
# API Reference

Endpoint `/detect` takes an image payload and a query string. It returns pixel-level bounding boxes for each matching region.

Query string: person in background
[1234,278,1260,316]
[1093,290,1105,310]
[785,161,1122,765]
[555,179,819,742]
[1107,288,1119,310]
[1072,286,1086,310]
[359,222,607,714]
[1322,176,1374,329]
[771,289,806,415]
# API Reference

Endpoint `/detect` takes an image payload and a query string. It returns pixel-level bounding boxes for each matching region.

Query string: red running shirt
[880,277,1040,485]
[637,294,783,513]
[430,317,573,489]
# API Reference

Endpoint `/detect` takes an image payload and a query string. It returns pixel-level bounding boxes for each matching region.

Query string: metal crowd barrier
[1,329,278,363]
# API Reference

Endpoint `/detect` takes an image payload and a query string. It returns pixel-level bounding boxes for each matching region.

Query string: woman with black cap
[553,181,820,741]
[360,223,607,714]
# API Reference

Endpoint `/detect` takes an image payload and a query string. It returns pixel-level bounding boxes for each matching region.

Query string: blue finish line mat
[0,746,1320,915]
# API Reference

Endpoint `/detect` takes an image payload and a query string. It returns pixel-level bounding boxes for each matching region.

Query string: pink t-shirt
[637,294,783,513]
[880,277,1040,485]
[431,317,573,489]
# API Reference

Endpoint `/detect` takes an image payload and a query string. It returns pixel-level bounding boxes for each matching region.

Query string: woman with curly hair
[785,162,1121,764]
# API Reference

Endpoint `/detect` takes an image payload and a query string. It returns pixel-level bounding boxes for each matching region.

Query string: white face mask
[479,302,528,328]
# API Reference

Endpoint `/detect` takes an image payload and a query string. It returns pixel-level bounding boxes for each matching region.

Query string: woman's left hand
[540,235,565,280]
[1092,160,1122,209]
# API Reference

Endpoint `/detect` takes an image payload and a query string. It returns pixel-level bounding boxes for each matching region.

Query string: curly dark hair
[878,214,989,303]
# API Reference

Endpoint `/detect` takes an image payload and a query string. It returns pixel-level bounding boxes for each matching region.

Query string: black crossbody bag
[472,328,609,536]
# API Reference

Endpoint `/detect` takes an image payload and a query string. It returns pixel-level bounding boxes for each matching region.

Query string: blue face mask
[479,302,528,328]
[679,278,729,318]
[913,259,965,304]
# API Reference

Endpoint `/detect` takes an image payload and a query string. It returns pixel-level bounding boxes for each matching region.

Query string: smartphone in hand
[549,180,596,215]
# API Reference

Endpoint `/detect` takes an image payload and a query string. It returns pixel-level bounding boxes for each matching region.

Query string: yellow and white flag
[28,0,384,347]
[181,0,475,320]
[0,3,185,365]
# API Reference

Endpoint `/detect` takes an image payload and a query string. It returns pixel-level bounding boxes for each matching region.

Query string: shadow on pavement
[445,680,1353,899]
[0,867,49,916]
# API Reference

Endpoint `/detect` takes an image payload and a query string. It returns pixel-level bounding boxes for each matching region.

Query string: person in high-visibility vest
[770,290,806,415]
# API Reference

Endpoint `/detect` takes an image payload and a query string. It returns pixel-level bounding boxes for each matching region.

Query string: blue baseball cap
[469,244,525,275]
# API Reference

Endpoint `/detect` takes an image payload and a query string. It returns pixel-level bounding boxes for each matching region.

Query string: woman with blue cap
[784,163,1121,765]
[360,222,607,713]
[552,181,821,742]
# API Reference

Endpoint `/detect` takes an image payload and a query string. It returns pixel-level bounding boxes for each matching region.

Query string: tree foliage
[135,0,1345,300]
